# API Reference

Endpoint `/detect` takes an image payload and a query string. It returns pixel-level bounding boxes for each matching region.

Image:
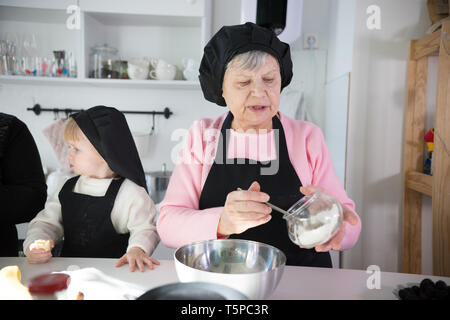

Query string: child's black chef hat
[199,22,293,107]
[71,106,148,193]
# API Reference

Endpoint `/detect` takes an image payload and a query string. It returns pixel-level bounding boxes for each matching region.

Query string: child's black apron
[199,112,331,267]
[58,176,129,258]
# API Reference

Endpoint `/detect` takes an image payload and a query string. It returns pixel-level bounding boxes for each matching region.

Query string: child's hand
[25,239,54,264]
[115,247,160,272]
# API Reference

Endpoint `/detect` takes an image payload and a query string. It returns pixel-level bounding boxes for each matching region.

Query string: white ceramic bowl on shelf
[127,60,150,80]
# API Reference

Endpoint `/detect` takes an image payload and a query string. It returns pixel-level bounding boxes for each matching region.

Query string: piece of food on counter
[29,239,51,251]
[28,273,71,300]
[0,265,21,279]
[0,266,32,300]
[76,291,84,300]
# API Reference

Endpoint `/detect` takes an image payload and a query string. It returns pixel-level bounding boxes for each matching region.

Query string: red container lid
[28,273,71,294]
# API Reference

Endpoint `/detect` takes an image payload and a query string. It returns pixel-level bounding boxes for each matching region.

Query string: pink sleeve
[157,121,223,249]
[306,126,362,250]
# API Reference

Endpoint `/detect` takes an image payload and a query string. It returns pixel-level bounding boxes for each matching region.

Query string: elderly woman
[157,22,361,267]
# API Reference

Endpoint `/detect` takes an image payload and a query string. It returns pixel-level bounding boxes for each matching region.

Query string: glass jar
[283,192,343,248]
[112,60,129,79]
[89,44,118,79]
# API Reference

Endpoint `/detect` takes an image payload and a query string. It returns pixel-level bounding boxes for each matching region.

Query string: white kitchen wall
[345,0,432,273]
[324,0,356,187]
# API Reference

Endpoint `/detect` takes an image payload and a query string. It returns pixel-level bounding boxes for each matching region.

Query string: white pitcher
[182,58,199,81]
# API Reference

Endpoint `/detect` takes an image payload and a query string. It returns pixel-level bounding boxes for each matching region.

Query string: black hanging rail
[27,104,173,119]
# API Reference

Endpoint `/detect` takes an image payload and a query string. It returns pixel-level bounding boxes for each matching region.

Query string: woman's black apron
[199,112,331,267]
[58,176,129,258]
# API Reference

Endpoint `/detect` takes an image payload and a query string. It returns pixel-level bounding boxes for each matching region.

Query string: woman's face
[222,54,281,131]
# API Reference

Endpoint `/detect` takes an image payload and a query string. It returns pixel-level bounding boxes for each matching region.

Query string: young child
[24,106,160,272]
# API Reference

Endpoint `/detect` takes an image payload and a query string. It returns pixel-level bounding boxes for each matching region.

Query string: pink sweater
[157,112,361,250]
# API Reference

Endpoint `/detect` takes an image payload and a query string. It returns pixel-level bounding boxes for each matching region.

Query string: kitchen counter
[1,257,449,300]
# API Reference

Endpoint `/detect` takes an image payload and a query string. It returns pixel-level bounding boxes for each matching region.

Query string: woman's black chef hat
[199,22,293,106]
[71,106,148,193]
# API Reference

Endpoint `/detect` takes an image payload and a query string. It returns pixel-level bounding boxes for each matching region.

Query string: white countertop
[1,257,449,300]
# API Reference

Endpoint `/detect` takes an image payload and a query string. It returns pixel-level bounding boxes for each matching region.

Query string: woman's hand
[115,247,160,272]
[299,185,359,252]
[217,181,272,236]
[25,239,54,264]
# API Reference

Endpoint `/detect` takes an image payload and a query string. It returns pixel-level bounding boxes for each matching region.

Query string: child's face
[66,130,114,179]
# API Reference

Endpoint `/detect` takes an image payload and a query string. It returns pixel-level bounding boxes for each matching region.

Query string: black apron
[199,112,331,267]
[58,176,129,258]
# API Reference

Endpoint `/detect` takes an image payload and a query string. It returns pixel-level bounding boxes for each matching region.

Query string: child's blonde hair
[63,117,82,142]
[63,117,117,177]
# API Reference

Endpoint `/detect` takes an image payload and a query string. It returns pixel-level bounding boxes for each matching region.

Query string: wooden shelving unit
[402,21,450,277]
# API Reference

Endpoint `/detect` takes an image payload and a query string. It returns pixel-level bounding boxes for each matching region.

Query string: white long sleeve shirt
[24,175,160,256]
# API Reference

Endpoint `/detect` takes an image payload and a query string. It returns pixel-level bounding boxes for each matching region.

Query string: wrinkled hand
[299,185,359,252]
[217,181,272,236]
[25,239,54,264]
[115,247,160,272]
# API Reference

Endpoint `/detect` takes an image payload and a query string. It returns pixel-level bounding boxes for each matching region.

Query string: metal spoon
[236,188,302,218]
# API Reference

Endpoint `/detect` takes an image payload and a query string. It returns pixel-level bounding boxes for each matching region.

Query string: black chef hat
[199,22,293,106]
[71,106,148,193]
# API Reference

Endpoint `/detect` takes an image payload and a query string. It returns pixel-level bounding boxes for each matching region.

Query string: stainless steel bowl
[174,239,286,300]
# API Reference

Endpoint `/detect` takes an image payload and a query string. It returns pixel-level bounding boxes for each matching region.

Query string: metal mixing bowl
[174,239,286,300]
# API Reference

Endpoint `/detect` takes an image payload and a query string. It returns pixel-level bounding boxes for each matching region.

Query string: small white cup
[149,59,176,80]
[128,59,150,80]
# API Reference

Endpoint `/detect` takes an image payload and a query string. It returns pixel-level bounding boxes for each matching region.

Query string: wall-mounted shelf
[0,75,201,89]
[0,0,211,88]
[402,21,450,277]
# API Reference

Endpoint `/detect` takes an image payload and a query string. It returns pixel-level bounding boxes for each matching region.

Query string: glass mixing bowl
[283,191,343,249]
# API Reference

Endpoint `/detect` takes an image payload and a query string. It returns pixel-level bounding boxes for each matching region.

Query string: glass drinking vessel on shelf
[34,56,42,76]
[0,40,6,75]
[0,37,19,75]
[0,55,7,75]
[39,57,51,77]
[53,51,67,77]
[67,51,77,78]
[0,40,7,56]
[23,56,36,76]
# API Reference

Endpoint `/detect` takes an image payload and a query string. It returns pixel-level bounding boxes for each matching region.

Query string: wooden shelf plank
[402,32,430,275]
[432,20,450,277]
[412,28,441,60]
[406,171,433,196]
[402,43,427,274]
[402,188,422,274]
